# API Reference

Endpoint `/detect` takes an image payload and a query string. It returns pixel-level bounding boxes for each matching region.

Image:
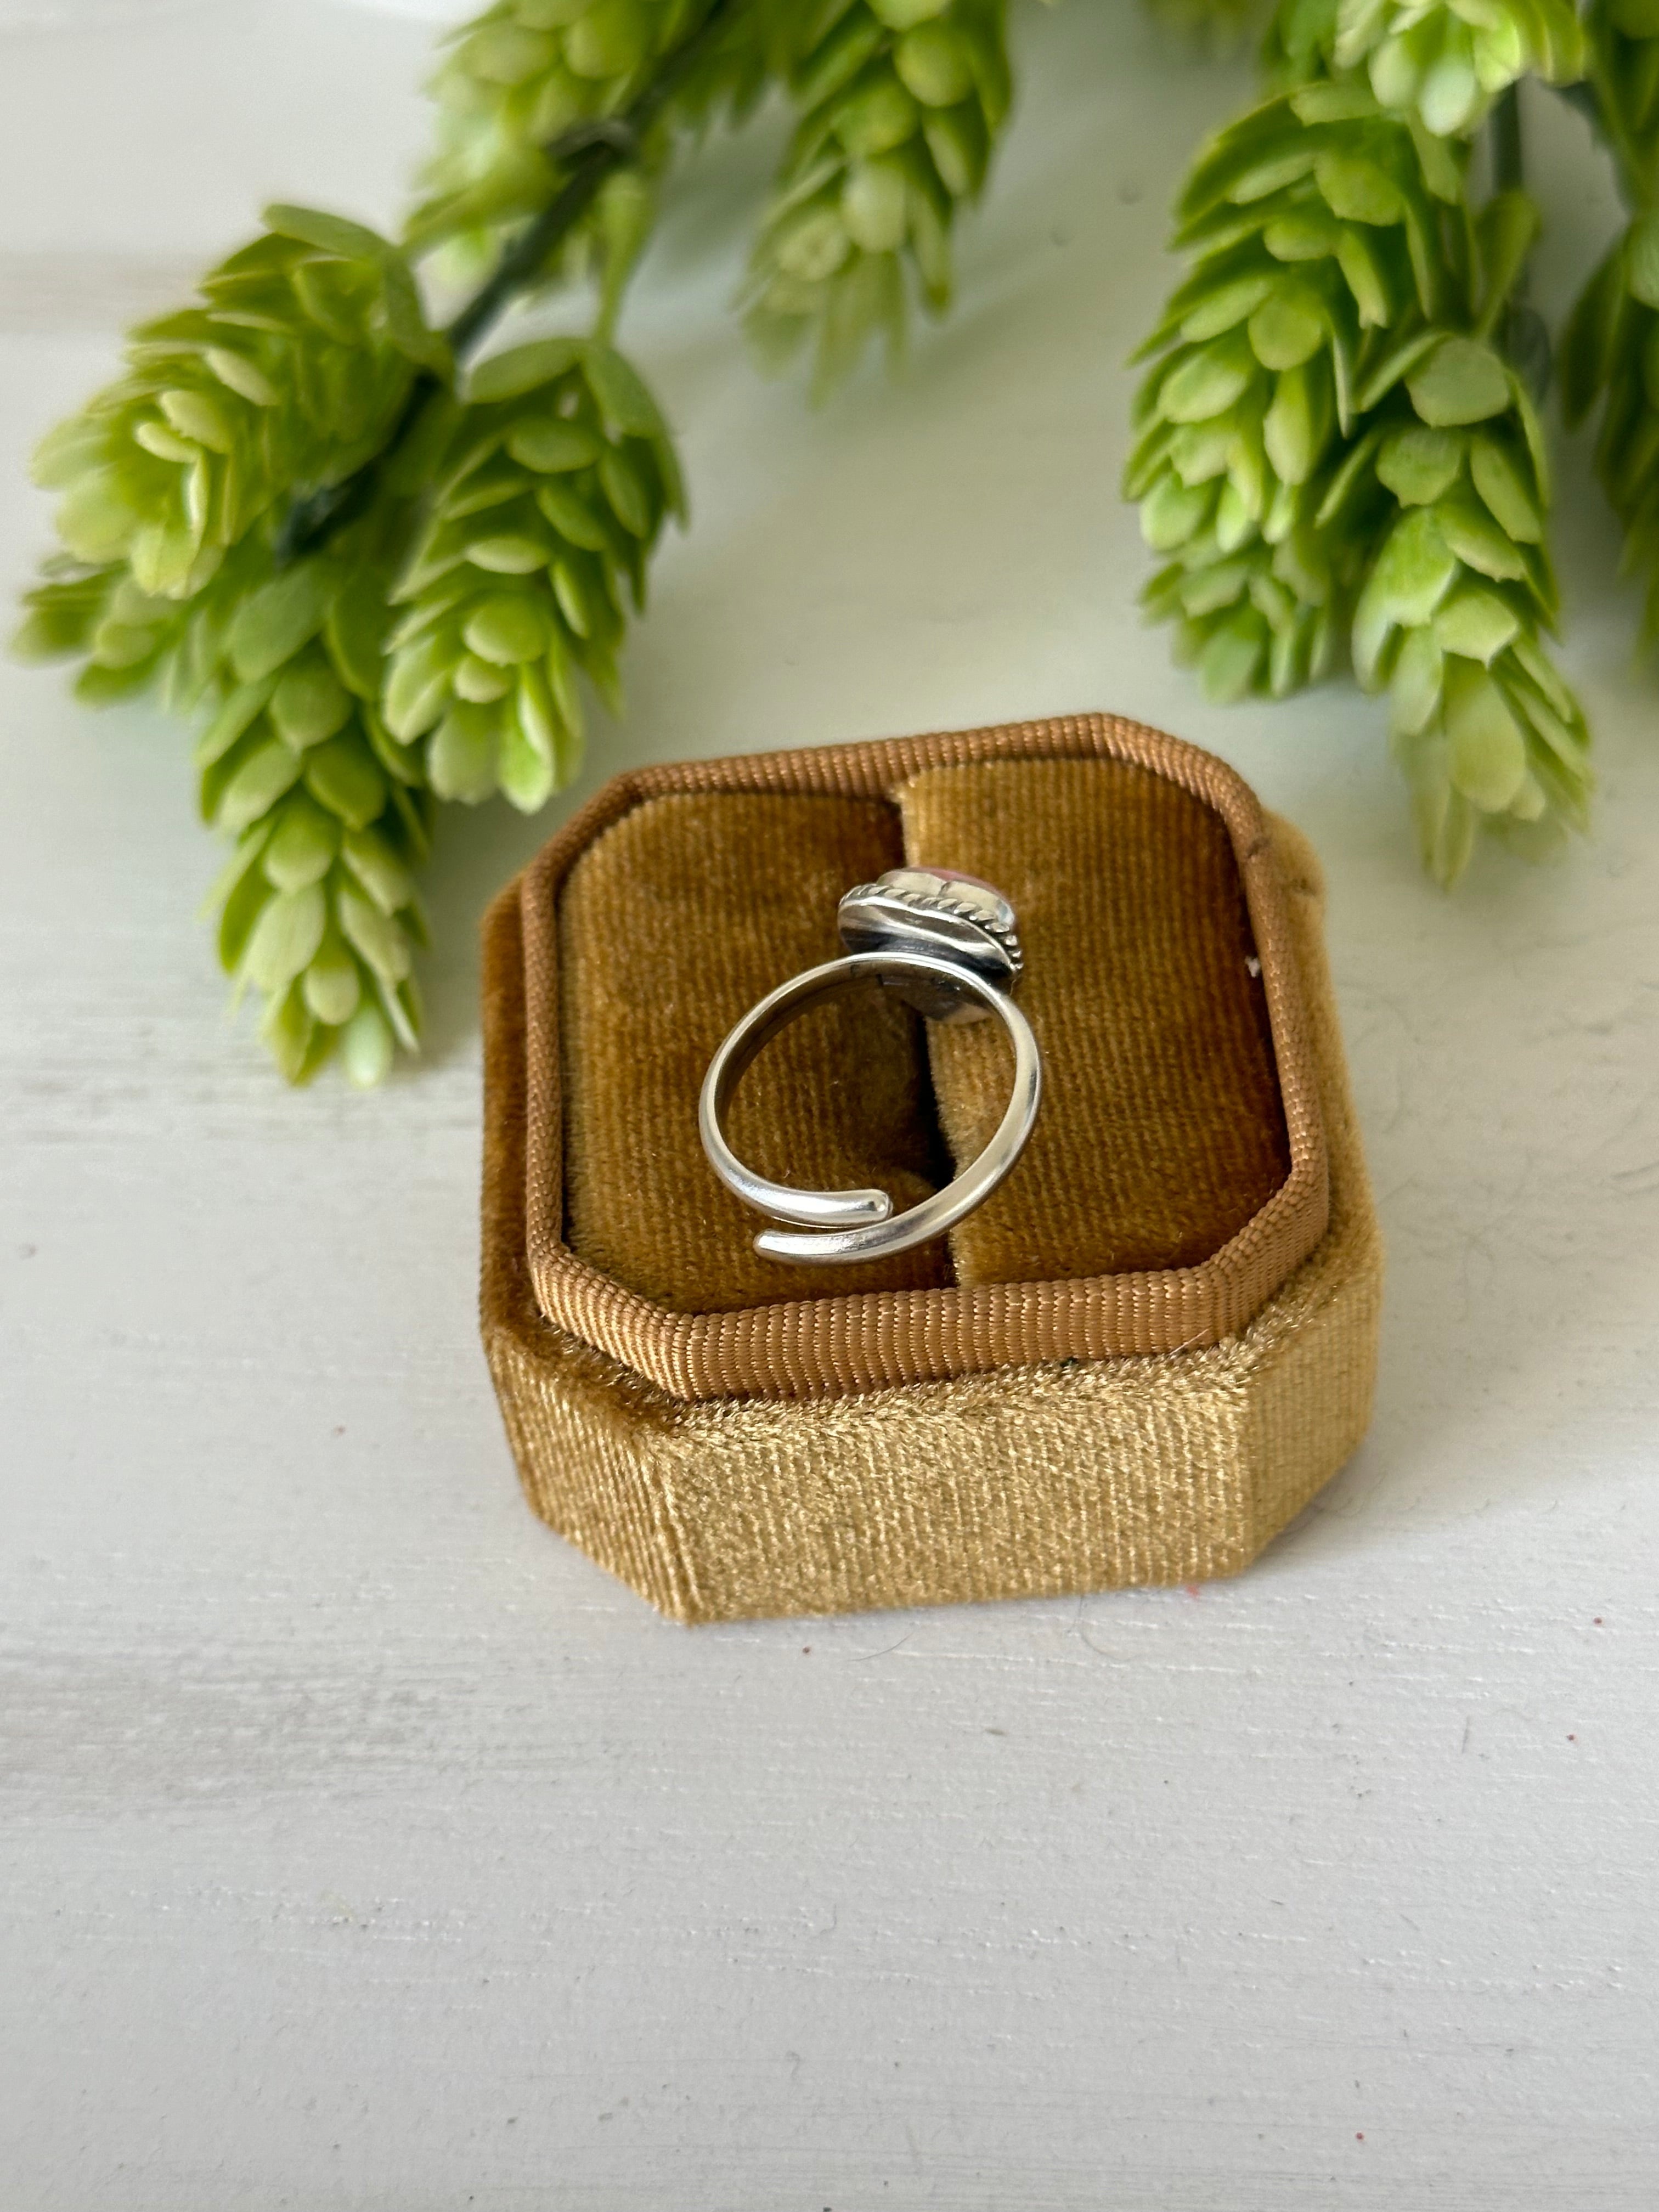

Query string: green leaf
[1227,146,1319,206]
[1314,149,1403,224]
[835,75,919,160]
[464,593,550,664]
[1290,80,1378,125]
[506,419,603,473]
[1313,423,1383,527]
[1263,363,1321,484]
[303,732,388,829]
[1159,336,1257,424]
[428,701,500,803]
[1176,272,1273,345]
[159,387,234,454]
[1377,425,1463,506]
[453,652,513,703]
[552,558,594,637]
[340,1000,394,1087]
[599,447,653,537]
[894,22,972,108]
[228,562,334,683]
[1336,229,1390,325]
[1476,190,1541,325]
[467,534,550,574]
[270,659,352,749]
[580,343,669,441]
[217,851,275,975]
[1469,437,1541,543]
[1444,660,1528,811]
[1198,606,1268,701]
[338,880,416,986]
[341,827,415,917]
[377,255,449,371]
[1418,54,1481,137]
[1141,471,1213,552]
[215,737,305,833]
[497,714,558,812]
[1432,586,1520,664]
[1559,244,1626,428]
[263,203,393,263]
[31,413,109,490]
[302,930,362,1027]
[1406,336,1510,426]
[1264,208,1341,262]
[1627,209,1659,309]
[1353,328,1441,411]
[242,882,328,994]
[1368,506,1460,627]
[842,157,910,254]
[1248,289,1325,370]
[467,338,583,405]
[324,567,393,701]
[262,793,340,890]
[1389,627,1443,736]
[204,347,279,408]
[382,635,450,740]
[1432,492,1528,582]
[258,979,319,1082]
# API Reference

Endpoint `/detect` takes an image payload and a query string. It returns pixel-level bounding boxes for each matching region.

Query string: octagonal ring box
[479,713,1383,1623]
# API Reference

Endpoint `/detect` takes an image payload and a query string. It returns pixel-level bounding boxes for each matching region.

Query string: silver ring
[698,868,1042,1264]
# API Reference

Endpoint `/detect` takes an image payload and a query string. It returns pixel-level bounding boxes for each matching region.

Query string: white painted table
[3,7,1657,2206]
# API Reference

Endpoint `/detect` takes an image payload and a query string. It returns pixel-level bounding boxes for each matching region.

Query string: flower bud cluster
[1330,326,1590,879]
[17,287,684,1077]
[20,523,433,1084]
[1267,0,1583,136]
[742,0,1012,396]
[1127,83,1465,701]
[383,336,682,814]
[1132,82,1589,877]
[28,208,437,603]
[409,0,769,272]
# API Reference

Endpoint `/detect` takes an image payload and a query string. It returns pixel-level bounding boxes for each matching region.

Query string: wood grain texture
[2,7,1657,2209]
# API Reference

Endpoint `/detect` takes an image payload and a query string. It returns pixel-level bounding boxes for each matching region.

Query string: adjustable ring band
[698,869,1043,1265]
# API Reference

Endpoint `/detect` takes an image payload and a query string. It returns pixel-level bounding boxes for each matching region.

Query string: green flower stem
[1492,82,1522,192]
[278,0,743,567]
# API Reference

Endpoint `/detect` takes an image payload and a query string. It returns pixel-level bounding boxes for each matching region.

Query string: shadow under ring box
[480,714,1383,1622]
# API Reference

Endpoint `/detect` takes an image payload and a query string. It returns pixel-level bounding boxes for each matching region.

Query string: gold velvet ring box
[480,714,1383,1623]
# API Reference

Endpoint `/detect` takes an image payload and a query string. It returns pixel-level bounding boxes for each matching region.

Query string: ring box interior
[480,714,1383,1622]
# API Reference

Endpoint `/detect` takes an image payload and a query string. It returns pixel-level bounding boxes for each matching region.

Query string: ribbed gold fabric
[480,808,1384,1624]
[518,715,1331,1400]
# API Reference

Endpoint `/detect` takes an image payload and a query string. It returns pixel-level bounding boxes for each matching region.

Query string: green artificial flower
[1327,324,1590,878]
[15,207,447,1081]
[1267,0,1584,133]
[27,207,441,603]
[1126,82,1469,699]
[382,335,684,812]
[408,0,776,277]
[20,517,435,1083]
[1132,82,1589,877]
[13,559,195,707]
[742,0,1012,396]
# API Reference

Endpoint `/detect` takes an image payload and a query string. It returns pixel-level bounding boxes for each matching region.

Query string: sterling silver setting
[698,867,1042,1265]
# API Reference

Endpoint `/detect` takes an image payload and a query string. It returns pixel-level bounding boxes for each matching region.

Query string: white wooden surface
[3,7,1658,2207]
